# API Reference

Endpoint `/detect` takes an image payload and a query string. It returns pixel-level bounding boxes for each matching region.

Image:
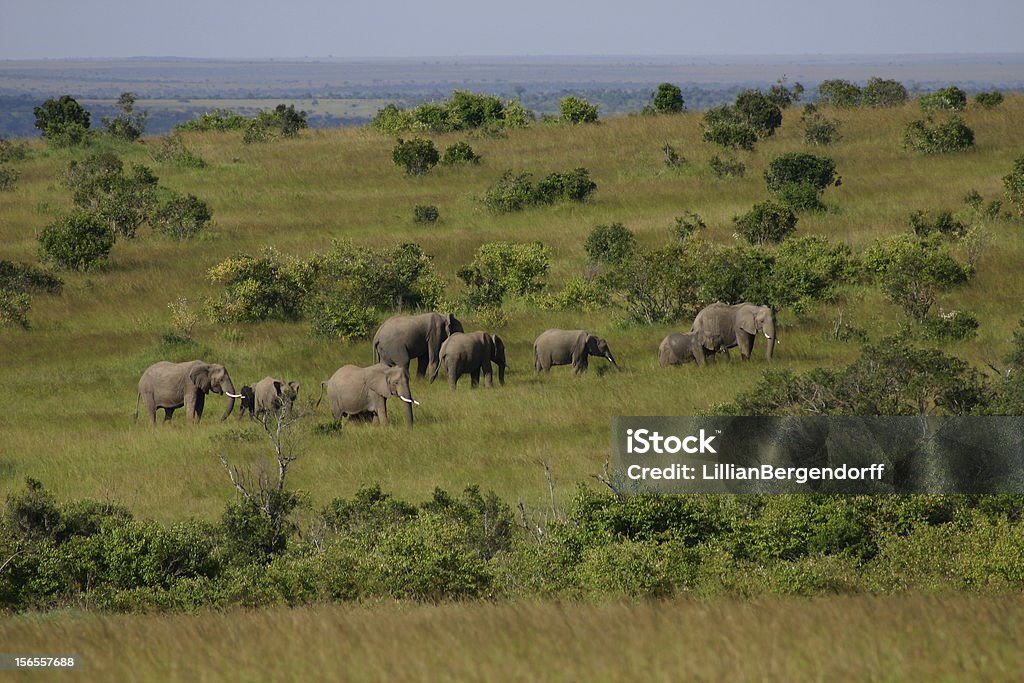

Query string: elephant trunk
[763,317,777,361]
[220,377,237,421]
[402,397,415,427]
[765,335,776,361]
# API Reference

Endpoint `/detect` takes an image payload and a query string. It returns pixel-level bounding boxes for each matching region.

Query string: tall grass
[0,98,1022,519]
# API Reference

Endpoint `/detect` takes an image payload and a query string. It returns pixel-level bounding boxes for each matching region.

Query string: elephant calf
[433,331,507,390]
[534,329,619,375]
[324,364,417,427]
[658,332,704,367]
[240,377,300,419]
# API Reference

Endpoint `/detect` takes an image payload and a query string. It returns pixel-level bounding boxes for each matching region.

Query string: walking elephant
[240,376,300,419]
[323,363,417,427]
[432,331,507,390]
[372,312,463,380]
[137,360,243,425]
[534,329,619,375]
[690,302,777,363]
[658,332,704,367]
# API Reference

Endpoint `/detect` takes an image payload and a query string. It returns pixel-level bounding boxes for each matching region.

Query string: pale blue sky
[1,0,1022,59]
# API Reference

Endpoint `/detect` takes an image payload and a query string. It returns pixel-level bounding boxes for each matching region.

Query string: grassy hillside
[1,98,1023,521]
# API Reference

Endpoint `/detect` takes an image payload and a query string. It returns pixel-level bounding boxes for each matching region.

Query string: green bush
[447,91,504,130]
[0,290,31,329]
[974,91,1004,109]
[62,153,159,239]
[151,134,206,168]
[548,277,610,312]
[1003,156,1024,216]
[862,77,908,107]
[370,93,527,134]
[708,155,746,178]
[440,141,480,165]
[584,222,636,265]
[764,153,839,195]
[672,212,707,241]
[818,80,862,108]
[766,77,804,109]
[457,241,550,309]
[0,261,62,294]
[734,201,797,245]
[501,99,534,128]
[38,210,115,271]
[534,168,597,203]
[175,109,249,132]
[769,236,858,315]
[800,104,842,145]
[392,137,440,176]
[0,138,29,163]
[413,204,440,223]
[152,191,212,240]
[614,244,699,324]
[306,302,379,341]
[33,95,91,144]
[922,310,980,341]
[702,121,758,150]
[0,164,17,191]
[651,83,685,113]
[243,104,308,144]
[559,96,599,124]
[482,168,596,212]
[909,209,967,238]
[903,116,975,154]
[919,86,968,113]
[206,248,310,322]
[733,89,783,137]
[102,92,147,142]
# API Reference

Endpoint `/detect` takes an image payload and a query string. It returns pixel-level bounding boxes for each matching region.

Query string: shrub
[0,289,31,329]
[206,248,309,322]
[0,138,29,163]
[307,301,378,341]
[733,89,783,137]
[151,134,206,168]
[862,235,971,321]
[440,141,480,165]
[243,104,308,144]
[482,168,596,212]
[584,223,636,265]
[457,241,550,308]
[0,261,63,294]
[919,86,967,113]
[413,205,439,223]
[651,83,685,113]
[559,96,599,124]
[392,137,440,176]
[769,236,858,315]
[702,121,758,151]
[734,201,797,245]
[766,77,804,109]
[862,77,908,107]
[152,191,212,240]
[501,99,534,128]
[33,95,91,142]
[922,310,980,341]
[102,92,147,141]
[318,241,443,311]
[175,109,249,132]
[661,143,684,168]
[38,210,115,271]
[534,168,597,203]
[614,244,697,324]
[672,212,706,241]
[549,277,609,311]
[801,104,842,146]
[708,155,746,178]
[1003,156,1024,216]
[0,165,17,191]
[818,80,862,108]
[974,91,1004,109]
[447,91,504,130]
[765,152,838,212]
[62,153,160,239]
[903,117,975,154]
[482,171,535,213]
[909,210,967,238]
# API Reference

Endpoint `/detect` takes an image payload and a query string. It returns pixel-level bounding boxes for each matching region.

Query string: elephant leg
[694,348,707,367]
[373,395,388,426]
[737,334,753,361]
[416,354,430,379]
[483,361,493,388]
[448,371,458,391]
[145,397,157,425]
[194,391,206,422]
[470,368,480,388]
[162,407,175,423]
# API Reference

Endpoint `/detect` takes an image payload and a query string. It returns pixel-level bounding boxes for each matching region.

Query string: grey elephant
[690,302,777,363]
[324,363,417,426]
[658,332,705,367]
[432,331,508,390]
[137,360,243,425]
[239,376,300,419]
[534,329,619,375]
[372,312,464,380]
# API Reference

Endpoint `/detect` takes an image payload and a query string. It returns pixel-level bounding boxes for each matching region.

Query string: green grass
[1,98,1023,521]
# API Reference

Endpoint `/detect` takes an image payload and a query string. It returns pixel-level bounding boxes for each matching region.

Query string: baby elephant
[534,329,619,375]
[658,332,703,367]
[433,331,507,390]
[324,363,417,427]
[241,377,300,419]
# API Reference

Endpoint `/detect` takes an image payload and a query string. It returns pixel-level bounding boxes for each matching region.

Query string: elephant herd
[136,303,777,428]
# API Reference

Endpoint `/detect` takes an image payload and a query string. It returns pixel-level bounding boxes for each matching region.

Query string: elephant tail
[134,393,140,421]
[372,338,381,364]
[315,382,326,410]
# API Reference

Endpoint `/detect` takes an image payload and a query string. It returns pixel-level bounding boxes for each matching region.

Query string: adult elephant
[240,376,300,419]
[372,312,463,380]
[137,360,243,425]
[534,329,619,375]
[658,332,704,367]
[690,302,777,363]
[323,363,417,427]
[432,331,507,390]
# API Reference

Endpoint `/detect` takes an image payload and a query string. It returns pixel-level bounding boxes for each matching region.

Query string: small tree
[766,77,804,109]
[33,95,91,143]
[861,77,908,107]
[560,96,599,124]
[0,165,17,192]
[764,152,839,211]
[800,104,841,146]
[734,201,797,246]
[702,121,758,151]
[1003,156,1024,216]
[584,223,636,265]
[919,86,967,113]
[440,141,480,165]
[672,212,707,241]
[38,211,116,271]
[862,235,971,322]
[974,91,1004,109]
[903,117,975,154]
[708,155,746,178]
[651,83,685,113]
[733,90,783,137]
[102,92,147,141]
[413,205,440,224]
[152,191,212,240]
[457,242,550,309]
[818,80,862,108]
[392,137,440,176]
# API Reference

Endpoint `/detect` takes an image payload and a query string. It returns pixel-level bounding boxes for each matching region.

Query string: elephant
[658,332,705,367]
[237,385,256,419]
[534,329,619,375]
[240,377,300,419]
[137,360,243,425]
[372,312,464,380]
[323,363,417,427]
[432,331,508,390]
[690,302,777,364]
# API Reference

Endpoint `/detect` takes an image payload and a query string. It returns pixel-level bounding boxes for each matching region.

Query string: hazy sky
[2,0,1023,59]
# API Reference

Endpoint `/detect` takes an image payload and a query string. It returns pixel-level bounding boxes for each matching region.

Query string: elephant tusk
[399,396,421,406]
[764,333,773,339]
[225,392,244,399]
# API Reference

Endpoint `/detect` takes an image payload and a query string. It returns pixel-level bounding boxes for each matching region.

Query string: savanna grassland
[2,93,1024,680]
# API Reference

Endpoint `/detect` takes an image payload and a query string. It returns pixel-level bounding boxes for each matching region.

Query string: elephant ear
[737,307,758,335]
[189,364,212,392]
[572,333,588,358]
[445,313,461,336]
[370,368,392,397]
[272,380,283,396]
[492,335,506,363]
